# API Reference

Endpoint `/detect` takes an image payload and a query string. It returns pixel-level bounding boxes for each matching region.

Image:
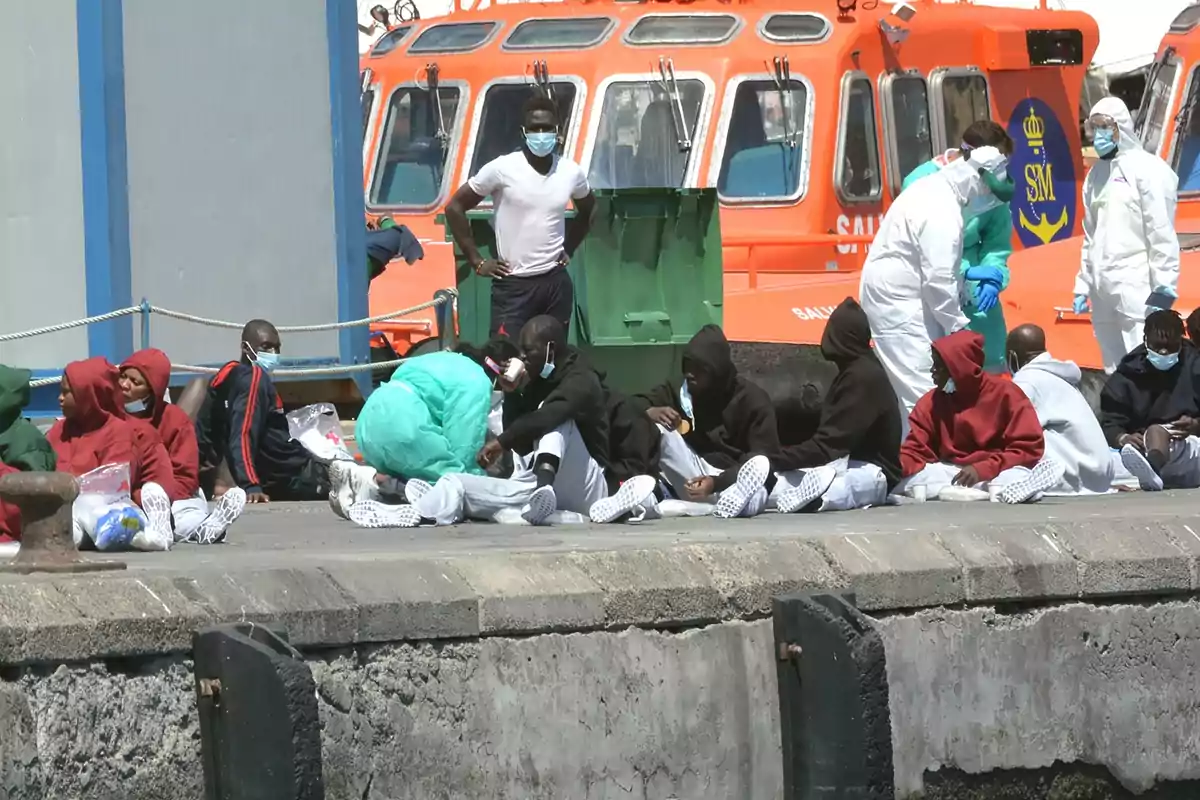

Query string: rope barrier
[29,357,412,389]
[0,307,142,342]
[148,293,451,332]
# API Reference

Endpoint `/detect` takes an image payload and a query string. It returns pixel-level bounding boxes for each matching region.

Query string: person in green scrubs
[901,120,1015,372]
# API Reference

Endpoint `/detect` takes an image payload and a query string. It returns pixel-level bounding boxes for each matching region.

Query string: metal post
[139,298,152,349]
[0,472,126,574]
[434,288,459,351]
[773,592,893,799]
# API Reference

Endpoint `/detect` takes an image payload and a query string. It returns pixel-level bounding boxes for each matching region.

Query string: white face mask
[679,381,695,421]
[941,378,957,395]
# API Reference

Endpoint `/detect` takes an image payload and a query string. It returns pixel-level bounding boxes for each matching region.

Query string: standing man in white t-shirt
[445,93,596,338]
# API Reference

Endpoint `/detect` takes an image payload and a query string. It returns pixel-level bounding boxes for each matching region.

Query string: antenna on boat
[656,56,694,153]
[532,60,554,103]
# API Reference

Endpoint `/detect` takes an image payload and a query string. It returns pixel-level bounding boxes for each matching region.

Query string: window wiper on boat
[656,56,693,152]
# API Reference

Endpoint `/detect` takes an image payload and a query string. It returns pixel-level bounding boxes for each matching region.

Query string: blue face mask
[524,130,557,158]
[539,343,555,379]
[679,380,695,421]
[256,351,280,373]
[1092,129,1117,157]
[125,398,149,414]
[942,378,957,395]
[1147,349,1180,371]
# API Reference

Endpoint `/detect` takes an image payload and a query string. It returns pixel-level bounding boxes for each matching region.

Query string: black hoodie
[1100,342,1200,447]
[773,298,902,488]
[636,324,779,491]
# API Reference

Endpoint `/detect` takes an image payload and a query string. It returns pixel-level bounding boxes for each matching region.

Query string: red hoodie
[47,358,178,504]
[121,349,198,500]
[901,330,1044,482]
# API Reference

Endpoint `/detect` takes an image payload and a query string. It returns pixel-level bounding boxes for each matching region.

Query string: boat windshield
[718,79,808,200]
[1172,66,1200,192]
[369,85,462,208]
[589,79,705,190]
[469,82,579,176]
[1140,57,1179,156]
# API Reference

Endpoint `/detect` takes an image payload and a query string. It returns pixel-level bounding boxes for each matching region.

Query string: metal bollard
[773,592,893,800]
[194,623,325,800]
[0,472,126,574]
[434,288,459,351]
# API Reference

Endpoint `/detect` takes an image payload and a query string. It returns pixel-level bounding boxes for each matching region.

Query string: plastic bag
[73,464,149,551]
[286,403,353,462]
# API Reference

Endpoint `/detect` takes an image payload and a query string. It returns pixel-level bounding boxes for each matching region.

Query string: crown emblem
[1023,106,1045,154]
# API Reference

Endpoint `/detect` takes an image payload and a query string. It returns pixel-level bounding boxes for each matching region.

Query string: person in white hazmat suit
[1073,96,1180,374]
[1006,324,1115,495]
[859,144,1013,428]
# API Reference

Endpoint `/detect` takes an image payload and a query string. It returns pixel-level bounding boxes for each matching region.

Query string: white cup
[504,359,526,383]
[911,485,927,502]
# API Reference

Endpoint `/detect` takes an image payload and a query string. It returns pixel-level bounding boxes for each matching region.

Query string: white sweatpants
[1160,436,1200,489]
[656,427,768,514]
[777,460,889,512]
[872,331,934,438]
[1092,317,1143,375]
[171,490,210,541]
[894,462,1040,497]
[416,421,608,523]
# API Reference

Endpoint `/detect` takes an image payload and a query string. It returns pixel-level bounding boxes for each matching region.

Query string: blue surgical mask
[125,398,149,414]
[679,381,695,421]
[942,378,957,395]
[539,343,555,379]
[524,130,557,158]
[1092,129,1117,157]
[1147,349,1180,371]
[256,352,280,373]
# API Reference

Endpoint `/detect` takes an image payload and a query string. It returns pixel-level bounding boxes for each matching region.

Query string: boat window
[758,13,831,44]
[470,83,580,176]
[589,80,706,190]
[836,75,882,202]
[504,17,614,51]
[624,15,740,46]
[937,73,990,151]
[1140,58,1179,157]
[717,79,809,201]
[369,25,413,57]
[1171,4,1200,34]
[1172,67,1200,192]
[883,75,932,193]
[408,22,499,55]
[369,85,463,208]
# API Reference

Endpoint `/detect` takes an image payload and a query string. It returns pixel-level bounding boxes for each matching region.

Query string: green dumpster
[443,188,723,394]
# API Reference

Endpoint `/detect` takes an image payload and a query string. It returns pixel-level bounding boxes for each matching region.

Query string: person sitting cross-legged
[895,329,1064,503]
[1102,309,1200,491]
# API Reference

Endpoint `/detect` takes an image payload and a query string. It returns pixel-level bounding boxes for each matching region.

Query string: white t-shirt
[467,152,590,277]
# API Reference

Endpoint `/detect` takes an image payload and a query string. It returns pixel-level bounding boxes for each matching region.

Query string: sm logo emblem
[1006,98,1077,247]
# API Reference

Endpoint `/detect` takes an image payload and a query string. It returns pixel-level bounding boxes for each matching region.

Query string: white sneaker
[997,460,1065,504]
[348,500,421,528]
[405,478,432,504]
[195,488,247,544]
[589,475,658,523]
[328,460,354,520]
[349,464,379,505]
[1121,444,1164,491]
[140,482,174,545]
[520,485,557,525]
[714,455,771,519]
[777,466,837,514]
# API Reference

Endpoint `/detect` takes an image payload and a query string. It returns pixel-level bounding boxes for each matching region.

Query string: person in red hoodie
[897,330,1064,504]
[120,349,246,544]
[47,357,177,545]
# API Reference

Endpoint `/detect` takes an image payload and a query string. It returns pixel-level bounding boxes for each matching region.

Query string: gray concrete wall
[0,0,91,366]
[121,0,343,364]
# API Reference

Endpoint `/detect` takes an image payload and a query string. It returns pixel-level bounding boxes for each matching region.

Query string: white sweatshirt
[1012,353,1115,495]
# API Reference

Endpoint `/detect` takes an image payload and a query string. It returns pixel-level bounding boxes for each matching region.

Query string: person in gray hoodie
[1006,324,1114,494]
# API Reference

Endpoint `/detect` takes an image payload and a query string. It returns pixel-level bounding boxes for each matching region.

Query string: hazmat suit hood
[932,330,986,400]
[1089,96,1143,156]
[682,324,737,401]
[1019,352,1082,387]
[820,298,873,364]
[121,349,171,424]
[0,367,32,433]
[938,144,1006,208]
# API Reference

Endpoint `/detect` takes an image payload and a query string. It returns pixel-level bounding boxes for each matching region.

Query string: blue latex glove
[1146,289,1176,311]
[1073,294,1090,315]
[964,265,1005,286]
[974,280,1001,313]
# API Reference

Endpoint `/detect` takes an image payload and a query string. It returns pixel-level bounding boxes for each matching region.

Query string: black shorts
[489,267,574,339]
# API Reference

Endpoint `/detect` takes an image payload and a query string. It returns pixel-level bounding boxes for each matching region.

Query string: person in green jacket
[901,120,1016,372]
[0,365,56,473]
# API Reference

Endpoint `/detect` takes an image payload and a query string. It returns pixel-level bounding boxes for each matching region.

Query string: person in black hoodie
[768,298,903,513]
[636,324,781,517]
[398,316,659,526]
[1103,310,1200,491]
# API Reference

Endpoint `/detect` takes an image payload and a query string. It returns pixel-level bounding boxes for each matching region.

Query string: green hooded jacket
[0,366,56,472]
[357,351,491,482]
[902,159,1012,371]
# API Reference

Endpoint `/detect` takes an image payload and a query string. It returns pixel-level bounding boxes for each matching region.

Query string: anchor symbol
[1018,207,1069,244]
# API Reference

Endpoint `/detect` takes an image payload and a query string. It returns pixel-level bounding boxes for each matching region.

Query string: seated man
[636,324,781,518]
[194,319,330,503]
[351,316,657,527]
[897,330,1063,503]
[1102,310,1200,491]
[1007,324,1115,495]
[766,298,902,514]
[0,365,58,541]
